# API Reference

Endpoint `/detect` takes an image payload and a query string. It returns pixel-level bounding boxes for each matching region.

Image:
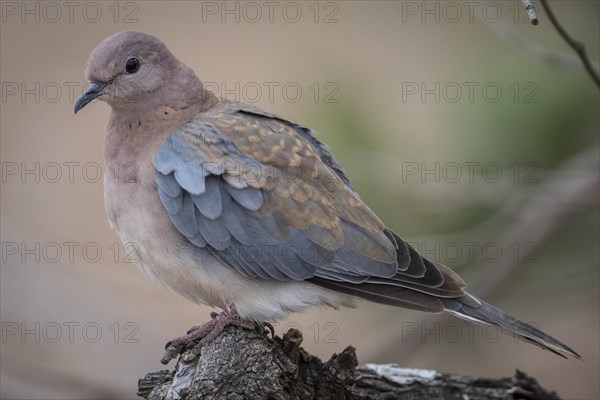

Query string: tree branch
[138,326,563,400]
[539,0,600,88]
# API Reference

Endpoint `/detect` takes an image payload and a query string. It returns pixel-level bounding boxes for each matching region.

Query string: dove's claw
[161,304,255,364]
[262,321,275,338]
[161,344,181,365]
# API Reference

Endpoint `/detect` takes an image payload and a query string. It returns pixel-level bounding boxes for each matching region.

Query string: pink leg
[161,304,255,364]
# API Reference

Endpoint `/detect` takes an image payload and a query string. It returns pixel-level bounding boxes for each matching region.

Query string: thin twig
[540,0,600,88]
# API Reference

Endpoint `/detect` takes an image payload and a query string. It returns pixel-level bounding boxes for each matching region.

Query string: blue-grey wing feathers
[153,113,464,294]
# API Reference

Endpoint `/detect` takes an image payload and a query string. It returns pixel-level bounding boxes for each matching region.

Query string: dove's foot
[161,303,255,364]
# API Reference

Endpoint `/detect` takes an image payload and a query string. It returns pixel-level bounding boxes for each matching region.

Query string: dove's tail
[443,294,581,359]
[311,231,580,359]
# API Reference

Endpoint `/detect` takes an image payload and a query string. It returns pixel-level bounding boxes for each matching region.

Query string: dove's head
[74,30,197,114]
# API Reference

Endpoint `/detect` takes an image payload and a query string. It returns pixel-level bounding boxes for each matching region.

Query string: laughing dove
[75,30,579,363]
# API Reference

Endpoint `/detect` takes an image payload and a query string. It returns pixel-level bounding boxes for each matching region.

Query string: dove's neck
[108,64,217,134]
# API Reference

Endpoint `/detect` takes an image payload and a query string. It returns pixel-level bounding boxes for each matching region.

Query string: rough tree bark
[138,326,561,400]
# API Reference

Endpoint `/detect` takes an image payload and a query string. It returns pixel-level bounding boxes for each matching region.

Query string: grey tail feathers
[444,294,581,359]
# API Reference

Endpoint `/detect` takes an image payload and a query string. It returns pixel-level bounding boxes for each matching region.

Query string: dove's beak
[74,81,108,113]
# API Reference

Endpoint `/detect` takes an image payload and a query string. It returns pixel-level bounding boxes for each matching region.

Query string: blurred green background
[1,1,598,399]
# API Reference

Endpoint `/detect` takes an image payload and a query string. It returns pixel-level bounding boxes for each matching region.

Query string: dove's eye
[125,58,140,74]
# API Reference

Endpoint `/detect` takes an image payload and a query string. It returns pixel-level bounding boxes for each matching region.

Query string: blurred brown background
[1,1,598,399]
